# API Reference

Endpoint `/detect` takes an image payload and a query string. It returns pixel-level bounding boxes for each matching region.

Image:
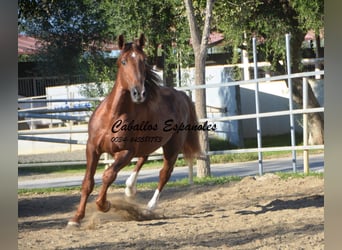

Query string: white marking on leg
[67,221,80,227]
[125,171,138,197]
[147,189,160,210]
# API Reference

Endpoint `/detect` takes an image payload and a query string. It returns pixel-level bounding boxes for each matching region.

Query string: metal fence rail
[18,144,324,168]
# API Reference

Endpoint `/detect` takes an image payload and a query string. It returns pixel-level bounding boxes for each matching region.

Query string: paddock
[18,173,323,249]
[18,35,324,249]
[18,35,325,176]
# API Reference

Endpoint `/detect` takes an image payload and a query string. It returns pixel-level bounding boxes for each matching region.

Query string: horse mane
[144,64,162,100]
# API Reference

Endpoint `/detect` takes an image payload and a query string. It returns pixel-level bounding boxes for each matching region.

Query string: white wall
[18,125,88,155]
[181,65,244,146]
[181,65,324,139]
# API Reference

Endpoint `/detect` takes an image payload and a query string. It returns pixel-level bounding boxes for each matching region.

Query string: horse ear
[138,34,145,48]
[118,35,125,50]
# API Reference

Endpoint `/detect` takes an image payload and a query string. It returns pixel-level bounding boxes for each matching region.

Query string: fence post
[33,77,37,96]
[68,120,73,152]
[29,97,34,130]
[252,37,263,176]
[285,34,297,172]
[302,77,309,174]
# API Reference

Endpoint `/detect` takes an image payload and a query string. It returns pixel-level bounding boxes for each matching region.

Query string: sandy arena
[18,173,323,249]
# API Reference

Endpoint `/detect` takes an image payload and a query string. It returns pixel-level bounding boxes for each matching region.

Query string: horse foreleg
[147,153,178,210]
[96,150,133,212]
[125,156,148,197]
[68,145,100,227]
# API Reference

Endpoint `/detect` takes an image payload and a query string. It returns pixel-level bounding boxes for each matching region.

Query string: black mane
[145,64,162,99]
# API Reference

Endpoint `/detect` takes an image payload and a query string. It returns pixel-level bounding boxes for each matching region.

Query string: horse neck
[107,76,133,116]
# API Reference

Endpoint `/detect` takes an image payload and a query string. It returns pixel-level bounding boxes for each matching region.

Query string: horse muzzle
[130,86,146,103]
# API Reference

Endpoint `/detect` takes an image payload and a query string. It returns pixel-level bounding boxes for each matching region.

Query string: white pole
[303,77,309,174]
[252,37,263,176]
[242,48,250,80]
[242,32,250,81]
[285,34,297,172]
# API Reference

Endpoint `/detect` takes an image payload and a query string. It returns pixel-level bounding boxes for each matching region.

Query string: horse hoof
[125,187,136,197]
[66,221,80,229]
[147,201,157,211]
[104,200,111,212]
[97,200,111,213]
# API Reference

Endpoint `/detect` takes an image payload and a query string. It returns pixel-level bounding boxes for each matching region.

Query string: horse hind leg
[125,156,148,197]
[147,144,179,210]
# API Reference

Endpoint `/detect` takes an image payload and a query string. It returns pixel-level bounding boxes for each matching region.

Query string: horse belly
[108,127,170,155]
[129,131,173,156]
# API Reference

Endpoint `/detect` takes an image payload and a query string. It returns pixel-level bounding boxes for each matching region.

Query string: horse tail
[182,97,202,162]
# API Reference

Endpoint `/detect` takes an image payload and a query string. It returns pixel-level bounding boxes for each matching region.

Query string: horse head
[117,34,147,103]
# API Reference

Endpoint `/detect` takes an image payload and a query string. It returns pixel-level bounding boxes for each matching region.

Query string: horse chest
[108,115,174,156]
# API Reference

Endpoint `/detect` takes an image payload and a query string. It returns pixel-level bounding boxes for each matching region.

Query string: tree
[18,0,112,78]
[214,0,324,144]
[184,0,214,177]
[103,0,186,87]
[18,0,192,87]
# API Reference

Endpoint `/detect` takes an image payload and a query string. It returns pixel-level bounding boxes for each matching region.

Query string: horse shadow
[17,184,193,219]
[236,194,324,215]
[18,194,84,218]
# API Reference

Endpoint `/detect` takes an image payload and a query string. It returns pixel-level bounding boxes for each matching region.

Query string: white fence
[18,35,324,175]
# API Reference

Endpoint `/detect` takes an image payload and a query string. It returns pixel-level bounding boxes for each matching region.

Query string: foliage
[213,1,325,145]
[18,0,194,85]
[77,53,116,101]
[214,0,324,71]
[18,0,324,78]
[98,0,194,85]
[18,175,242,195]
[18,172,323,195]
[291,0,324,32]
[19,0,109,77]
[276,171,323,180]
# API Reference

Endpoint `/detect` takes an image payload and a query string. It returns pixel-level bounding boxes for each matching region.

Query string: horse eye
[121,60,127,65]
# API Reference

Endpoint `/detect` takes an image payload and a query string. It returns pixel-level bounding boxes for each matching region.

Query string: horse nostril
[131,87,145,103]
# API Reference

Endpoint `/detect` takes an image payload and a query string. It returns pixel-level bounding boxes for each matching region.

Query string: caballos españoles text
[111,119,216,134]
[110,119,216,143]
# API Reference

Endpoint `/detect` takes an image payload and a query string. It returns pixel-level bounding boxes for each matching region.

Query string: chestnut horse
[68,34,201,226]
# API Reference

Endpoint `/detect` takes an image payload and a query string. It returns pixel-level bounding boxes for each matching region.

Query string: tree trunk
[194,53,211,177]
[288,32,324,144]
[292,78,324,144]
[162,41,175,87]
[184,0,214,177]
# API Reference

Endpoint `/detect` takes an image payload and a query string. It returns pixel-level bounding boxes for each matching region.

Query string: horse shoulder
[87,98,116,142]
